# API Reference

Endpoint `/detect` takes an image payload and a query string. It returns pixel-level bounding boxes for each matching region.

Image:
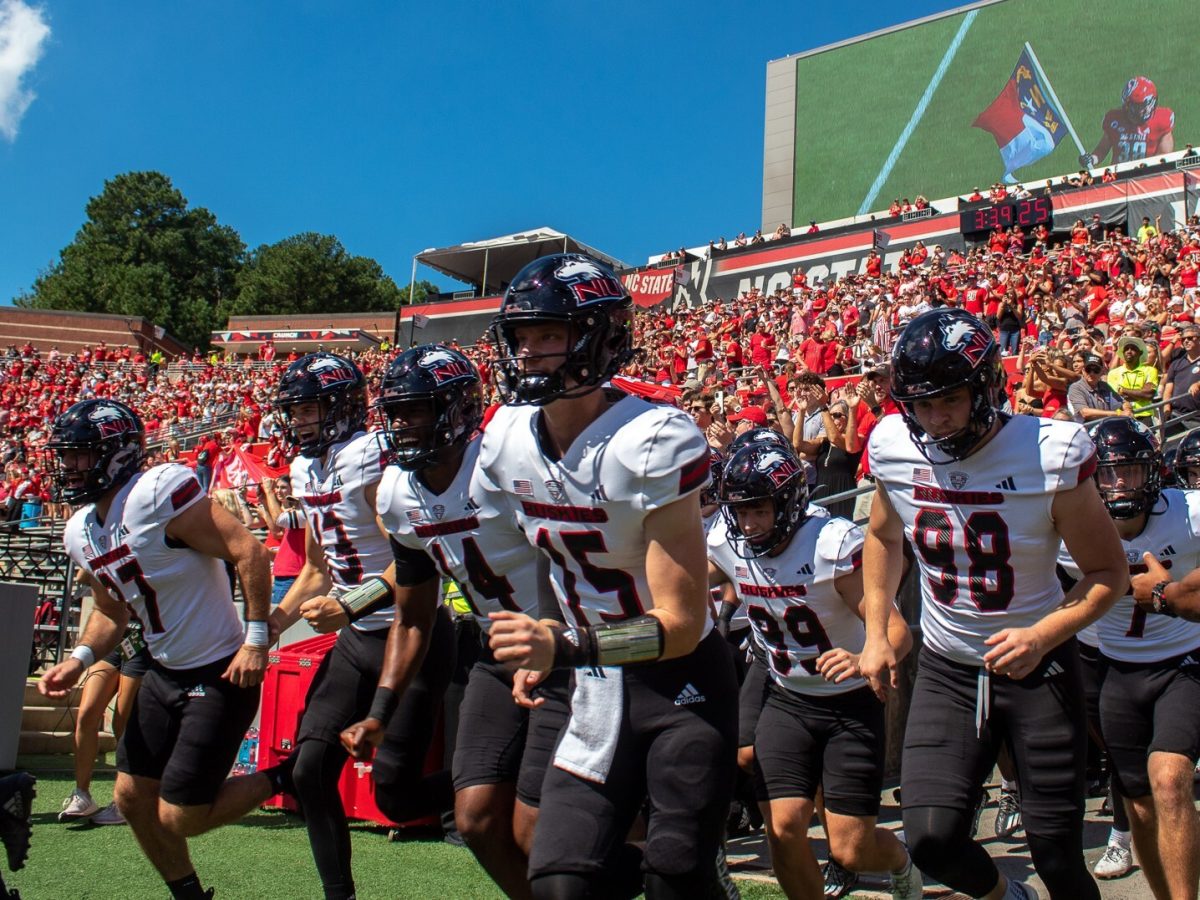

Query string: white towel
[553,666,624,783]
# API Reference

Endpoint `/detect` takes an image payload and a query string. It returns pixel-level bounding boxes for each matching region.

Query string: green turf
[792,0,1200,222]
[14,770,792,899]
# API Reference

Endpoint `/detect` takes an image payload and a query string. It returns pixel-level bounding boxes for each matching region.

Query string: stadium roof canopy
[416,228,626,296]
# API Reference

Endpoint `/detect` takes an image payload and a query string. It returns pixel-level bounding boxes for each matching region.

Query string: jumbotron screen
[777,0,1198,226]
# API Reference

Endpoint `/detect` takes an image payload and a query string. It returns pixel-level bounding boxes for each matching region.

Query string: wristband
[335,577,393,622]
[244,620,270,647]
[592,615,665,666]
[70,645,95,668]
[551,627,594,669]
[1150,580,1178,617]
[367,687,399,726]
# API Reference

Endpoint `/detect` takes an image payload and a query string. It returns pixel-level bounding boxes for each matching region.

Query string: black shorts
[753,683,884,815]
[901,640,1088,839]
[296,607,455,792]
[529,630,739,881]
[515,669,571,808]
[117,652,260,806]
[1077,640,1105,731]
[101,644,152,679]
[1099,647,1200,799]
[738,650,770,749]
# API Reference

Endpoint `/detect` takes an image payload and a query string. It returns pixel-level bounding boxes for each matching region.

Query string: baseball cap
[1082,354,1104,371]
[727,406,768,426]
[865,363,892,380]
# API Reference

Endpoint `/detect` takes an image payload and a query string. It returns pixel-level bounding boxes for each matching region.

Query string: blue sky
[0,0,963,303]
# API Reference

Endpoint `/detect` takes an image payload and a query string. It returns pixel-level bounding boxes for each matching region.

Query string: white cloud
[0,0,49,141]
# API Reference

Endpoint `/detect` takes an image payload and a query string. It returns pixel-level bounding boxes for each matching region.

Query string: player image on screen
[1081,75,1176,167]
[338,344,568,900]
[857,309,1129,900]
[40,398,276,900]
[268,352,455,900]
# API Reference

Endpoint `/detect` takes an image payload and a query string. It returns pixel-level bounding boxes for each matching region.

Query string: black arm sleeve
[536,554,565,624]
[390,537,437,587]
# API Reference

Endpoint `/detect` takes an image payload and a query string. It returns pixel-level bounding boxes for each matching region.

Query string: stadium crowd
[5,215,1200,530]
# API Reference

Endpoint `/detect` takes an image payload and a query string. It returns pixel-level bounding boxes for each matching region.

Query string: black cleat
[0,773,35,872]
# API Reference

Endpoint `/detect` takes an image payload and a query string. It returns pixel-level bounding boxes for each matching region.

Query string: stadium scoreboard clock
[959,196,1053,234]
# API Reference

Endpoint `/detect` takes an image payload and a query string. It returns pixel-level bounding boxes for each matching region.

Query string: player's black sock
[166,872,207,899]
[260,754,297,797]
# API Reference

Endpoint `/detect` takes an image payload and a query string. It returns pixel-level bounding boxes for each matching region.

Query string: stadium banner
[1187,171,1200,221]
[620,264,678,308]
[1050,172,1186,233]
[673,213,965,307]
[778,0,1195,225]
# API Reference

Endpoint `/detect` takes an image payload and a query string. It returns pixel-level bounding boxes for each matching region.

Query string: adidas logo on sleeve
[674,683,706,706]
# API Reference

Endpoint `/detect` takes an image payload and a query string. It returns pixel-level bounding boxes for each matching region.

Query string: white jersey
[63,464,244,669]
[478,394,712,633]
[377,437,540,632]
[709,513,867,695]
[292,431,393,631]
[1057,489,1200,663]
[869,413,1095,665]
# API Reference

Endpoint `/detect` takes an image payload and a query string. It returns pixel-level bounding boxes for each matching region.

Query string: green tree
[229,233,431,317]
[15,171,244,350]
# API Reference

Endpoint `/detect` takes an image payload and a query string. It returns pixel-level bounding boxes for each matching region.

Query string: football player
[268,353,455,900]
[338,345,566,900]
[708,443,919,899]
[1081,76,1175,168]
[483,254,740,900]
[858,309,1128,900]
[1171,427,1200,489]
[1071,419,1200,900]
[40,399,276,900]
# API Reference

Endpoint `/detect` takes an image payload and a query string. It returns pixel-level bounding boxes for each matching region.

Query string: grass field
[793,0,1200,222]
[12,768,791,900]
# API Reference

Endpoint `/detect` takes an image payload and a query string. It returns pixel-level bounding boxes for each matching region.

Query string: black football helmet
[490,253,635,405]
[375,345,483,471]
[275,353,367,458]
[1174,428,1200,489]
[890,308,1004,462]
[1091,416,1162,519]
[700,447,725,508]
[727,426,793,456]
[719,443,809,558]
[46,399,146,504]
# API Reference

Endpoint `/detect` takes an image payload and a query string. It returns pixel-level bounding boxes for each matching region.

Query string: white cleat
[1093,842,1133,879]
[890,857,923,900]
[91,802,126,826]
[58,787,99,822]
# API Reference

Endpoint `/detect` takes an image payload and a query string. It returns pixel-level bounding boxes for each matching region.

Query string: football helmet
[275,352,367,458]
[890,308,1004,463]
[1173,427,1200,489]
[700,447,725,508]
[47,399,146,505]
[490,253,635,405]
[719,443,809,558]
[375,344,483,470]
[728,426,793,456]
[1091,416,1162,519]
[1122,76,1157,124]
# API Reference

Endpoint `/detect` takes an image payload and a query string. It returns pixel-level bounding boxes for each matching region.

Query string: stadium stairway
[18,680,115,757]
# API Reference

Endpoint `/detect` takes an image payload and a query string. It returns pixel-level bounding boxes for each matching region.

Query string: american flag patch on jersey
[735,565,749,577]
[513,480,534,495]
[912,467,933,484]
[170,478,201,510]
[405,509,422,524]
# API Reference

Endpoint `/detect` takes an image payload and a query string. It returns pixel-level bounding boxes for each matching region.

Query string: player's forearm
[76,607,129,662]
[1154,576,1200,622]
[861,531,904,644]
[885,607,913,661]
[1037,567,1127,649]
[648,599,708,660]
[236,541,274,623]
[275,562,332,621]
[375,593,437,694]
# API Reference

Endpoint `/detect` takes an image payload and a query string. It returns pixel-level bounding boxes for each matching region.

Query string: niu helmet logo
[941,320,990,365]
[417,349,472,384]
[87,405,132,438]
[307,357,354,387]
[554,258,623,307]
[757,450,799,488]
